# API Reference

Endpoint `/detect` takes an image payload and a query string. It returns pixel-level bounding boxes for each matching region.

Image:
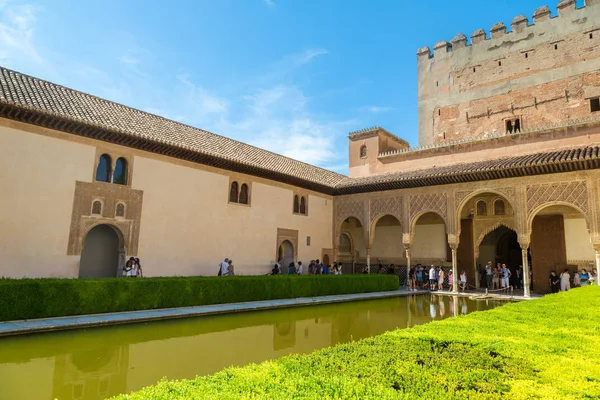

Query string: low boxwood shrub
[0,274,398,322]
[112,287,600,400]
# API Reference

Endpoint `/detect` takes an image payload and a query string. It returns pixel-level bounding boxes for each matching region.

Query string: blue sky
[0,0,580,174]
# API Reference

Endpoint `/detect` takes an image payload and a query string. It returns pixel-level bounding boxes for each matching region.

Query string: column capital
[518,232,530,248]
[447,233,459,249]
[402,232,412,246]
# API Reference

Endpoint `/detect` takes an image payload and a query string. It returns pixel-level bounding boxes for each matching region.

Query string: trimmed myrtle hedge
[113,287,600,400]
[0,274,398,322]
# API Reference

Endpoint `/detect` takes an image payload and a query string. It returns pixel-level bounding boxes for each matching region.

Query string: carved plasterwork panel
[526,181,589,215]
[369,197,403,227]
[455,187,517,211]
[409,193,447,225]
[335,199,365,228]
[67,181,143,256]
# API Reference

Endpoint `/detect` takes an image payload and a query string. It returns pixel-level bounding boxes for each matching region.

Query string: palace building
[1,0,599,295]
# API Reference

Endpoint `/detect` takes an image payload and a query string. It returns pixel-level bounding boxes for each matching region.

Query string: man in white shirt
[296,261,303,275]
[220,258,230,276]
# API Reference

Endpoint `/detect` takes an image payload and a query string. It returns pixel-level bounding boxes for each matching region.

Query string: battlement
[417,0,599,60]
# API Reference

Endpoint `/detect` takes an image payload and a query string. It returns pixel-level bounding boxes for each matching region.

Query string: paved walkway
[0,288,536,337]
[0,289,412,337]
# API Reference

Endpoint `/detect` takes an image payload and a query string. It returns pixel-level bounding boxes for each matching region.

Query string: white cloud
[0,4,350,172]
[0,2,44,65]
[292,48,329,66]
[362,106,393,113]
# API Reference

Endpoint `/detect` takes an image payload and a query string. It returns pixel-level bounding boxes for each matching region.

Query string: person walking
[296,261,303,275]
[560,269,570,291]
[287,262,296,274]
[438,268,445,291]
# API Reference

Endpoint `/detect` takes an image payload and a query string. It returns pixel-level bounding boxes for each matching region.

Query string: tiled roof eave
[0,102,339,195]
[333,155,600,195]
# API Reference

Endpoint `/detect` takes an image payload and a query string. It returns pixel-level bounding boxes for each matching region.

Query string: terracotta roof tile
[0,67,346,188]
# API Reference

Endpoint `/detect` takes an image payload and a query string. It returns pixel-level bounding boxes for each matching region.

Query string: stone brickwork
[418,0,600,146]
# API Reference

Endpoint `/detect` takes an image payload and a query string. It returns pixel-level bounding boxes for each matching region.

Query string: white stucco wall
[564,218,595,262]
[412,223,446,260]
[0,124,94,278]
[132,157,333,276]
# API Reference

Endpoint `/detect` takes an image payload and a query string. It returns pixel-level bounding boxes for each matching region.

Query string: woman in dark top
[549,271,560,293]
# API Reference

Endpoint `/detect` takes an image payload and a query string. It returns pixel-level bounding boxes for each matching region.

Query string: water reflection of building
[52,344,129,400]
[273,322,296,351]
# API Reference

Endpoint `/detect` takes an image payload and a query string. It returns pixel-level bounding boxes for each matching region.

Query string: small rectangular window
[306,236,311,246]
[591,98,600,112]
[554,44,558,50]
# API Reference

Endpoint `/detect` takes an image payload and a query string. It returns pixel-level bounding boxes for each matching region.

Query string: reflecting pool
[0,295,506,400]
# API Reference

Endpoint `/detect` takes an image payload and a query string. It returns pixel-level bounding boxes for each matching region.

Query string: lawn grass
[0,274,398,322]
[112,287,600,399]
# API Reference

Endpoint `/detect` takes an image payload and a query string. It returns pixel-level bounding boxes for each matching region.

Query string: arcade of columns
[333,172,600,297]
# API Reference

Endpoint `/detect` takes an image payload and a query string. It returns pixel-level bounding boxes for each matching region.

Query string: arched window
[95,154,112,182]
[494,199,505,215]
[113,157,128,185]
[359,145,367,158]
[293,195,299,213]
[299,196,306,215]
[91,200,102,215]
[476,200,487,216]
[116,203,126,218]
[229,182,239,203]
[239,184,249,205]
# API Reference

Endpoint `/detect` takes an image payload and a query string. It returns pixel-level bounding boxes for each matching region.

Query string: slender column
[474,250,480,289]
[366,248,371,274]
[451,246,458,293]
[405,246,411,288]
[520,243,531,297]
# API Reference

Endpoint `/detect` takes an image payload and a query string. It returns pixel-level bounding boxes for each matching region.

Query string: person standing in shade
[438,268,445,291]
[579,269,590,286]
[287,262,296,274]
[134,258,143,278]
[459,270,467,293]
[501,264,511,290]
[408,266,416,291]
[549,271,560,293]
[485,262,493,289]
[573,270,581,287]
[429,266,437,291]
[560,268,570,292]
[296,261,303,275]
[448,271,454,290]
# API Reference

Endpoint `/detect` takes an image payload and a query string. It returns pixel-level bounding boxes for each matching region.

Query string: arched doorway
[79,225,121,278]
[529,203,594,293]
[478,226,520,286]
[338,217,366,273]
[322,254,330,267]
[278,240,294,273]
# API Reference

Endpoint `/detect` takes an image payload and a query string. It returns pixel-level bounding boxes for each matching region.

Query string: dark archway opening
[79,225,120,278]
[478,226,521,287]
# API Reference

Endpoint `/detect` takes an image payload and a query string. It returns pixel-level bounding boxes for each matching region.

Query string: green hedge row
[113,287,600,400]
[0,275,398,322]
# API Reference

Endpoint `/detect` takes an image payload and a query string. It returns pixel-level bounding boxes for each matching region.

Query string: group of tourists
[407,264,468,292]
[549,268,596,293]
[483,262,516,291]
[269,260,344,275]
[122,257,143,277]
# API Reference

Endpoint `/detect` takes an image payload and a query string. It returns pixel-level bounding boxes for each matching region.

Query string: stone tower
[417,0,600,147]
